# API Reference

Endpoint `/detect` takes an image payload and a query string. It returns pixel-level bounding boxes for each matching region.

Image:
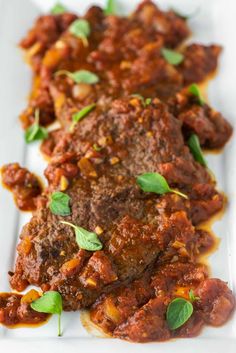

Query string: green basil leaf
[161,48,184,65]
[188,83,205,105]
[25,110,48,143]
[171,7,200,20]
[69,19,91,46]
[60,221,103,251]
[189,289,200,302]
[72,103,96,123]
[188,134,207,167]
[31,291,63,336]
[56,70,99,84]
[145,98,152,106]
[137,172,188,199]
[25,125,48,143]
[93,144,102,152]
[70,70,99,84]
[166,298,193,330]
[104,0,116,15]
[131,94,152,107]
[51,2,67,15]
[49,192,71,216]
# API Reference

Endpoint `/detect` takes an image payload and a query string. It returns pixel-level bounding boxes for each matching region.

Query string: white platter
[0,0,236,352]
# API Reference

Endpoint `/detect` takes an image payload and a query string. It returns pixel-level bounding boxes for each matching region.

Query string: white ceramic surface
[0,0,235,352]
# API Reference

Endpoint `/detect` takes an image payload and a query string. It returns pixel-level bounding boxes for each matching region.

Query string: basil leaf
[131,94,152,107]
[145,98,152,106]
[31,291,63,336]
[69,19,91,46]
[188,83,205,105]
[51,2,67,15]
[189,289,200,302]
[171,7,200,20]
[161,48,184,65]
[56,70,99,84]
[166,298,193,330]
[93,144,102,152]
[49,192,71,216]
[188,134,207,167]
[25,110,48,143]
[71,103,96,130]
[60,221,103,251]
[104,0,116,15]
[137,173,188,199]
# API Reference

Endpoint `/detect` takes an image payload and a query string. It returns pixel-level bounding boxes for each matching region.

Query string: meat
[1,163,42,211]
[179,44,222,85]
[0,0,234,344]
[195,278,235,326]
[19,0,225,129]
[91,262,235,342]
[114,297,171,342]
[9,97,224,311]
[168,89,233,148]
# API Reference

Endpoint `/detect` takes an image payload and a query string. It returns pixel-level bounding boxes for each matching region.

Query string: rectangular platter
[0,0,235,352]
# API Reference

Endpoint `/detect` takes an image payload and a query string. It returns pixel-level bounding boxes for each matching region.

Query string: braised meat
[10,98,223,309]
[0,0,234,343]
[91,263,235,342]
[19,0,224,129]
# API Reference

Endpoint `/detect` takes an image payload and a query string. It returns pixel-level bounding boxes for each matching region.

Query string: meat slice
[9,95,226,313]
[90,275,153,334]
[91,262,235,342]
[114,296,171,342]
[1,163,42,211]
[90,262,206,341]
[44,97,223,223]
[179,44,222,85]
[168,89,233,148]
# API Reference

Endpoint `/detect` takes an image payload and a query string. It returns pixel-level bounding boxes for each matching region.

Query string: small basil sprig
[188,134,207,167]
[93,144,102,152]
[137,172,188,199]
[49,192,71,216]
[171,7,200,21]
[166,298,193,330]
[69,19,91,46]
[70,103,96,131]
[25,109,48,143]
[188,83,205,106]
[161,48,184,65]
[51,2,67,15]
[56,70,99,84]
[131,94,152,107]
[104,0,116,15]
[189,289,200,302]
[60,221,103,251]
[31,291,63,336]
